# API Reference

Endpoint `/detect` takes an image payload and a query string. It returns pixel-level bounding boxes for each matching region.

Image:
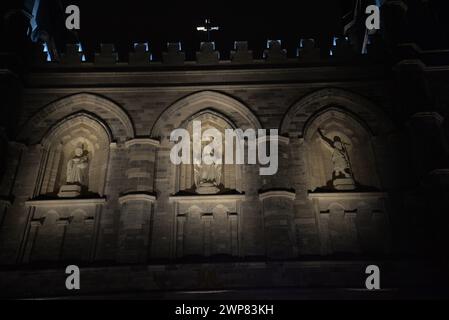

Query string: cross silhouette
[196,18,219,41]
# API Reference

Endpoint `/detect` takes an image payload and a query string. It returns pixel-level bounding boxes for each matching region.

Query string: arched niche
[19,93,134,144]
[176,111,242,194]
[304,108,380,191]
[280,88,394,137]
[38,113,111,197]
[151,90,262,140]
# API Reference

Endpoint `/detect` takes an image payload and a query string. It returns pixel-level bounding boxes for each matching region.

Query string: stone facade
[1,35,449,298]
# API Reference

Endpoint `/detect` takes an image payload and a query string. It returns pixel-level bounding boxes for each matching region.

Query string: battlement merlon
[29,37,391,68]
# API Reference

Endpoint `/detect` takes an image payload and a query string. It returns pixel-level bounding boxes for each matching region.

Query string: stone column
[408,112,448,181]
[116,138,159,264]
[175,215,186,258]
[0,142,26,199]
[21,216,44,263]
[259,191,296,259]
[124,138,159,194]
[117,194,156,263]
[316,210,331,255]
[292,138,321,255]
[202,215,213,257]
[228,213,239,256]
[184,209,203,257]
[344,211,360,253]
[259,136,290,190]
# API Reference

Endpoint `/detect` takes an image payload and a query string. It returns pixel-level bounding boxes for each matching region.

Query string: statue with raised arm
[318,128,356,190]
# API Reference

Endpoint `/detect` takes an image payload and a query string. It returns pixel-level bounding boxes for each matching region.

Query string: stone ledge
[259,190,296,201]
[308,192,388,200]
[169,194,246,203]
[25,198,107,207]
[118,193,157,204]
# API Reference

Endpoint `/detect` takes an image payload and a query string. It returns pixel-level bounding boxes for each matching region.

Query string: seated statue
[194,147,222,194]
[66,147,89,185]
[58,146,89,198]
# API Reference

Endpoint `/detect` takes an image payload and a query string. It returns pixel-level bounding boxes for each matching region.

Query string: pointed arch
[150,91,262,138]
[41,112,112,148]
[19,93,134,144]
[280,88,394,137]
[37,112,112,197]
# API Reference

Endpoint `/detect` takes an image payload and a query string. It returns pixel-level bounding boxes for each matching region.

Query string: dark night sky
[34,0,449,60]
[55,0,347,60]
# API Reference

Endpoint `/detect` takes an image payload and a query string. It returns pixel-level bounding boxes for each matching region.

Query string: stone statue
[194,146,222,194]
[66,147,89,185]
[318,128,356,190]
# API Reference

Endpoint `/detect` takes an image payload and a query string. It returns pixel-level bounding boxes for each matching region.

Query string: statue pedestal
[196,183,220,195]
[58,185,81,198]
[333,178,356,191]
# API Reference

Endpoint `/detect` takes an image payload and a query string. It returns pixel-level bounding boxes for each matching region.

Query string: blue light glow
[30,0,41,33]
[77,43,86,62]
[134,42,149,52]
[266,40,282,48]
[42,42,51,61]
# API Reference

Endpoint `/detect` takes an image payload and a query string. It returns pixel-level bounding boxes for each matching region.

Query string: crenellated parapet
[30,37,391,67]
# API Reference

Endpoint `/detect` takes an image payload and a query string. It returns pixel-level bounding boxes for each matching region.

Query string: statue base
[196,183,220,195]
[58,185,81,198]
[333,178,356,191]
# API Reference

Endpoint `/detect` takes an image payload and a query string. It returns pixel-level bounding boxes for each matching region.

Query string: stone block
[162,42,185,65]
[231,41,253,64]
[196,42,219,64]
[264,40,287,63]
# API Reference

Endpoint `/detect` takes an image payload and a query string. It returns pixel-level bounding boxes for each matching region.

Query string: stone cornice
[308,192,388,200]
[25,198,107,207]
[25,65,385,88]
[118,193,157,204]
[259,190,296,201]
[169,194,246,203]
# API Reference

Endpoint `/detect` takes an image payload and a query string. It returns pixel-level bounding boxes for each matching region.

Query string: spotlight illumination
[42,42,51,61]
[77,43,86,62]
[266,40,282,48]
[134,42,149,52]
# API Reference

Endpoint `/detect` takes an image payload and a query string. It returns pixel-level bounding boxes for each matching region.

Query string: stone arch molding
[41,113,112,148]
[150,91,262,139]
[280,88,394,137]
[19,93,135,144]
[37,113,112,197]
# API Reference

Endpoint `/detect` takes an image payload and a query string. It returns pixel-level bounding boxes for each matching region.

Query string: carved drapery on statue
[176,112,240,195]
[35,114,110,199]
[59,145,91,198]
[194,140,222,194]
[66,146,89,185]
